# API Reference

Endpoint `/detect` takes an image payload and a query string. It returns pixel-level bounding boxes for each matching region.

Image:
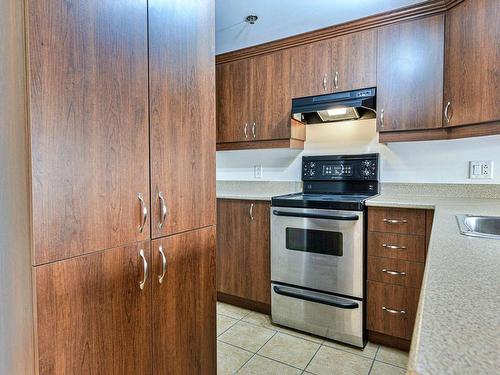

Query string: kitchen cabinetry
[376,15,444,132]
[217,199,271,312]
[444,0,500,127]
[367,207,433,350]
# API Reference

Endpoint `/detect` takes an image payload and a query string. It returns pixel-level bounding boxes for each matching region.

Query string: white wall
[217,119,500,184]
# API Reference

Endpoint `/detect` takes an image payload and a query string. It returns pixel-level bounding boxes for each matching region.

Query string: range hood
[292,88,376,124]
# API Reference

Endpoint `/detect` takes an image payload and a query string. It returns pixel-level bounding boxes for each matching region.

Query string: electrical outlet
[469,160,493,179]
[254,165,263,179]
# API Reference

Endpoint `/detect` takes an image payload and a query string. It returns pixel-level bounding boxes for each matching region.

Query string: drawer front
[367,281,420,340]
[367,256,424,288]
[368,207,426,235]
[368,231,425,262]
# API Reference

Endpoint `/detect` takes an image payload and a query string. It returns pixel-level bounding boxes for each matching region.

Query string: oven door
[271,206,364,298]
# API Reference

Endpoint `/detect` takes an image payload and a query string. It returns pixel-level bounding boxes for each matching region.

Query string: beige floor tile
[217,302,252,319]
[217,314,238,336]
[370,361,406,375]
[375,346,409,368]
[258,332,321,369]
[242,311,277,329]
[305,345,373,375]
[238,355,302,375]
[275,325,324,344]
[322,340,379,359]
[217,340,253,375]
[218,321,276,352]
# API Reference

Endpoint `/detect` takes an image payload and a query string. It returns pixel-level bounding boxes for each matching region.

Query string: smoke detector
[245,15,258,25]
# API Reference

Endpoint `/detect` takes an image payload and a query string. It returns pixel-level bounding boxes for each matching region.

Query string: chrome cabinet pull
[139,249,148,290]
[244,123,248,139]
[137,193,148,233]
[444,101,452,123]
[380,109,385,129]
[382,243,407,250]
[383,218,408,224]
[322,73,328,90]
[382,306,406,315]
[158,246,167,284]
[158,192,168,229]
[382,268,406,276]
[249,203,254,220]
[334,71,339,89]
[252,122,256,139]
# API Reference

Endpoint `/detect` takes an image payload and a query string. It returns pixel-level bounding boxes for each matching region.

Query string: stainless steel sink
[456,215,500,239]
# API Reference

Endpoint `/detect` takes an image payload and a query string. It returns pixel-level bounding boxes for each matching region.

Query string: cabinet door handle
[380,109,385,129]
[158,192,168,229]
[382,268,406,276]
[383,218,408,224]
[252,122,256,139]
[382,306,406,315]
[382,243,407,250]
[244,123,248,139]
[444,101,452,123]
[322,73,328,90]
[158,246,167,284]
[334,71,339,89]
[137,193,148,233]
[139,249,148,290]
[249,203,254,220]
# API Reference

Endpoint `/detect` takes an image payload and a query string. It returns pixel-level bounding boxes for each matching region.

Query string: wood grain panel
[216,138,304,151]
[368,207,426,235]
[367,256,424,288]
[377,15,444,132]
[152,227,216,375]
[35,242,152,374]
[150,0,216,238]
[444,0,500,127]
[331,29,377,92]
[217,199,271,305]
[27,0,150,264]
[368,232,426,262]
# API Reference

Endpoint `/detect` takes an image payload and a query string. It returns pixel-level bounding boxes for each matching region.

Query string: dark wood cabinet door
[217,199,270,305]
[27,0,150,265]
[35,241,152,374]
[216,60,252,143]
[149,0,216,238]
[290,40,333,98]
[377,15,445,132]
[152,227,216,375]
[251,50,292,141]
[331,29,377,92]
[444,0,500,127]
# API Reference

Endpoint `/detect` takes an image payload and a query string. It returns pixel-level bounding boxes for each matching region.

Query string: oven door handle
[273,286,359,310]
[272,210,359,221]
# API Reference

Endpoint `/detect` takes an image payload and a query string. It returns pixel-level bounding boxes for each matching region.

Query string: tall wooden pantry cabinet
[0,0,216,374]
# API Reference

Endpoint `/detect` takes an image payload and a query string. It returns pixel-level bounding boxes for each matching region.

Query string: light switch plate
[469,160,493,179]
[254,165,263,179]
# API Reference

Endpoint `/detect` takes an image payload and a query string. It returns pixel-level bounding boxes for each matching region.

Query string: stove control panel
[302,154,379,181]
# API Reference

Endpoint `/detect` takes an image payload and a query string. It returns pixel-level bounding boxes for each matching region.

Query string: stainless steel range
[270,153,379,348]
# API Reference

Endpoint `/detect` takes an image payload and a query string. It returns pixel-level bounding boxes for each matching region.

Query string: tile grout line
[301,342,323,374]
[234,330,279,374]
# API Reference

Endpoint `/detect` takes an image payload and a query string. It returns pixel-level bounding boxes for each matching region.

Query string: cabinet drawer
[367,256,424,288]
[367,281,420,340]
[368,231,425,262]
[368,207,426,235]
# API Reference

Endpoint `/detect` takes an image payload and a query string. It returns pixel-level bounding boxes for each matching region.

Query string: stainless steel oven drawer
[271,283,364,347]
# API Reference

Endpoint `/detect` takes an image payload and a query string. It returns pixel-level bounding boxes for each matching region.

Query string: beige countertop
[216,180,301,201]
[366,189,500,375]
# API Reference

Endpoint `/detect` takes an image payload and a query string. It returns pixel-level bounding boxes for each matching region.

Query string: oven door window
[285,227,343,256]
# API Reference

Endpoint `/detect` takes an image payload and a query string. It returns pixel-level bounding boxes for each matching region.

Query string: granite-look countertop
[216,181,302,201]
[366,184,500,375]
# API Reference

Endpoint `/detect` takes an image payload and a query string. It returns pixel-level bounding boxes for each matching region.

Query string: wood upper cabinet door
[150,0,216,238]
[35,241,152,374]
[444,0,500,127]
[290,40,334,98]
[27,0,150,265]
[217,199,271,305]
[152,227,216,375]
[331,29,377,92]
[377,15,445,132]
[216,60,252,143]
[251,50,292,141]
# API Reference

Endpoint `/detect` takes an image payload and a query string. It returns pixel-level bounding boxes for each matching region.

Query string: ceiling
[216,0,427,54]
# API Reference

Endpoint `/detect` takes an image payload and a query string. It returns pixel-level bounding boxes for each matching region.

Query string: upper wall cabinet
[28,0,150,265]
[444,0,500,127]
[149,0,216,239]
[377,15,445,132]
